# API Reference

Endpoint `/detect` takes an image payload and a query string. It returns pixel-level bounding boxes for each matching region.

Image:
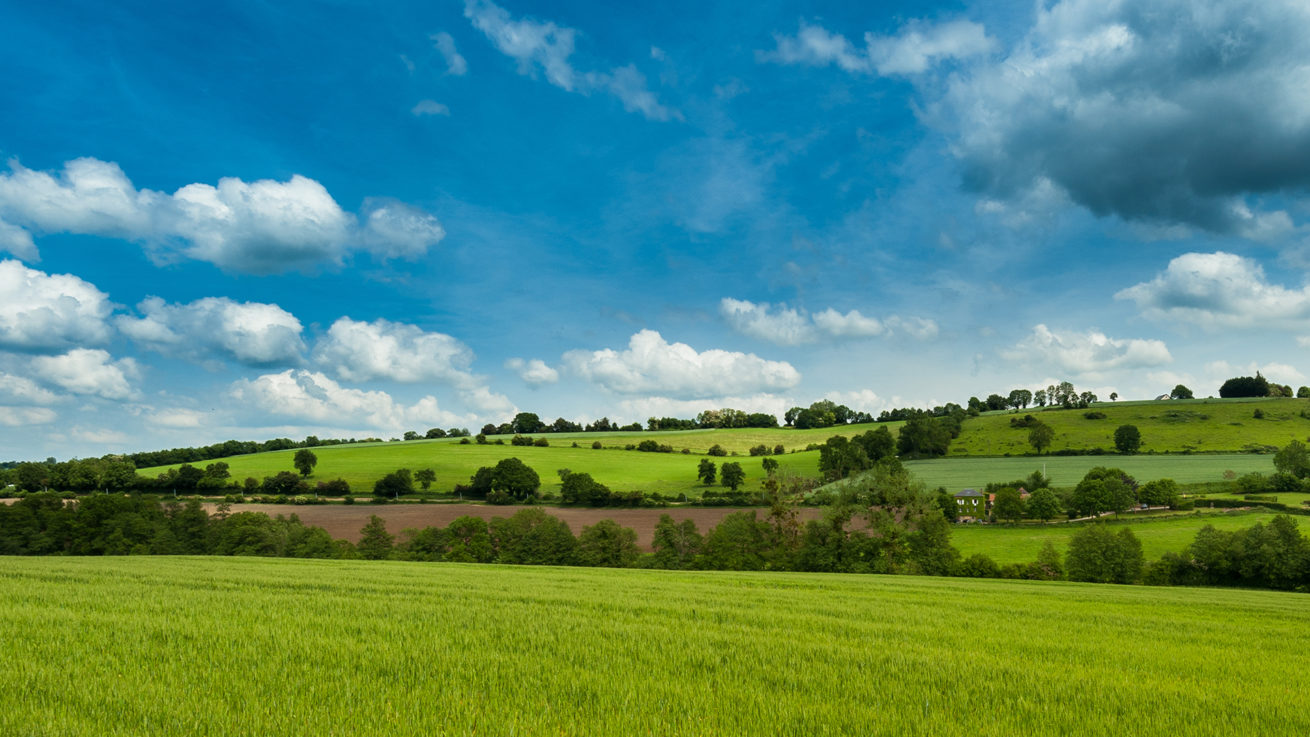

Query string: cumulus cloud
[31,349,139,401]
[230,369,470,430]
[0,371,62,405]
[147,408,207,429]
[0,259,113,352]
[0,406,57,426]
[411,99,451,117]
[431,31,468,75]
[936,0,1310,236]
[0,157,444,273]
[0,218,36,260]
[116,296,305,366]
[720,298,936,345]
[464,0,675,121]
[1204,360,1305,386]
[313,317,475,384]
[1117,251,1310,328]
[1002,324,1172,377]
[563,329,800,399]
[761,18,993,76]
[614,393,791,425]
[505,357,559,385]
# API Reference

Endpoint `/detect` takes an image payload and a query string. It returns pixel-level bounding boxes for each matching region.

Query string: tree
[1026,488,1062,521]
[357,515,394,560]
[576,519,639,567]
[374,469,414,499]
[293,449,318,478]
[707,444,727,457]
[651,514,701,569]
[720,462,745,491]
[1066,526,1143,583]
[511,412,545,434]
[1109,392,1118,401]
[1070,467,1136,516]
[1170,384,1193,400]
[1219,373,1270,398]
[560,471,611,506]
[490,458,540,502]
[697,459,716,486]
[992,487,1024,523]
[1299,386,1310,399]
[897,417,951,457]
[415,468,436,491]
[762,457,779,476]
[1274,439,1310,479]
[425,427,447,439]
[1007,389,1033,410]
[1033,389,1047,407]
[1137,478,1179,507]
[488,508,577,565]
[1028,422,1054,454]
[1114,424,1142,454]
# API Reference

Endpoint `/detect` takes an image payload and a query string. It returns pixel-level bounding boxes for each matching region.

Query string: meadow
[951,397,1310,455]
[904,453,1274,489]
[949,510,1282,565]
[1,556,1307,736]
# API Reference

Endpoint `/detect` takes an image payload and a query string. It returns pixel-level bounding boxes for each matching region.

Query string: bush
[459,437,471,445]
[1083,411,1107,420]
[1253,409,1266,419]
[533,437,549,447]
[343,495,355,505]
[707,444,727,457]
[773,444,785,455]
[511,435,534,446]
[592,441,603,450]
[748,444,769,456]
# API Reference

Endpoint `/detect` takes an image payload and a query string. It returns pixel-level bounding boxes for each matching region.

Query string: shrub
[748,444,769,457]
[459,437,471,445]
[1083,411,1107,420]
[533,438,549,447]
[511,435,534,446]
[773,444,785,455]
[343,495,355,505]
[592,441,603,450]
[707,444,727,457]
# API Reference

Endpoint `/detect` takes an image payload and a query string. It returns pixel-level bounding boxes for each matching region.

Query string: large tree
[1114,424,1142,454]
[1274,439,1310,479]
[992,487,1025,523]
[1170,384,1194,400]
[697,459,716,486]
[1028,422,1054,454]
[720,462,745,491]
[293,449,317,478]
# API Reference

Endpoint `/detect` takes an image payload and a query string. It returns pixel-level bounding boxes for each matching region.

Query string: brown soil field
[203,503,826,550]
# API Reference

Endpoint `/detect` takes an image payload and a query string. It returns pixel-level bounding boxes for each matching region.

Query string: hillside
[951,397,1310,456]
[4,557,1307,736]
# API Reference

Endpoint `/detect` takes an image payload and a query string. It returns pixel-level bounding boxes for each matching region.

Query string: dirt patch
[203,503,825,550]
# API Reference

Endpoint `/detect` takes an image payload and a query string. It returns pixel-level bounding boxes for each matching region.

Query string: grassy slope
[2,557,1307,736]
[952,397,1310,456]
[950,510,1282,565]
[905,453,1273,489]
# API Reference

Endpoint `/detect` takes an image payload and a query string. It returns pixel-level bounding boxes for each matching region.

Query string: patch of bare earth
[203,503,825,550]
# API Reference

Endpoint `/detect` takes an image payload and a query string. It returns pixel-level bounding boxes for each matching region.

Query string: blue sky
[3,0,1310,460]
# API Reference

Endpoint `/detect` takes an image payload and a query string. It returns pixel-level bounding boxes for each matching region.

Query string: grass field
[1,557,1306,736]
[148,440,822,496]
[951,397,1310,455]
[950,510,1283,565]
[904,453,1274,489]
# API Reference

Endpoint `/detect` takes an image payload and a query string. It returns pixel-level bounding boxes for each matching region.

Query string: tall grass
[1,557,1306,735]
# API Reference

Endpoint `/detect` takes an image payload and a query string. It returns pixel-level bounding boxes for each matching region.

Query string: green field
[150,439,822,496]
[952,397,1310,455]
[2,557,1306,736]
[950,510,1283,565]
[904,453,1274,489]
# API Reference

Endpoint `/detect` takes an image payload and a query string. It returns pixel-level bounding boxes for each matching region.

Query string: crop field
[2,557,1307,736]
[904,453,1274,490]
[480,421,906,455]
[146,440,823,496]
[951,397,1310,455]
[949,510,1283,565]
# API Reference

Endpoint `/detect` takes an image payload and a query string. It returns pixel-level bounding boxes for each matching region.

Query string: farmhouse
[953,489,985,519]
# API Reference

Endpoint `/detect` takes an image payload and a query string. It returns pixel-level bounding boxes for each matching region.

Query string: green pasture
[481,420,904,455]
[905,453,1274,490]
[950,510,1284,565]
[1,557,1306,736]
[147,440,821,496]
[951,397,1310,455]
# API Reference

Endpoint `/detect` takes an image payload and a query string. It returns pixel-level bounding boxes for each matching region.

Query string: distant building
[954,488,985,519]
[1155,394,1171,401]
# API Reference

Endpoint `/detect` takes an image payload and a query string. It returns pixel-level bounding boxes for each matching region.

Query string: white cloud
[411,99,451,117]
[0,218,36,260]
[0,406,57,426]
[0,157,444,274]
[231,369,470,430]
[464,0,675,121]
[1002,324,1172,377]
[1117,251,1310,328]
[359,200,446,258]
[431,31,468,75]
[761,18,993,76]
[147,408,206,429]
[31,349,139,401]
[1204,360,1306,387]
[312,317,475,384]
[563,329,800,399]
[615,393,790,425]
[824,389,889,414]
[70,427,130,445]
[505,357,559,385]
[116,296,305,366]
[457,385,517,416]
[0,259,113,352]
[0,371,62,405]
[719,297,935,345]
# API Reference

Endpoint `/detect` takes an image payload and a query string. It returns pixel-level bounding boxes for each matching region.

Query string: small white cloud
[464,0,674,120]
[360,199,446,258]
[1118,251,1310,328]
[0,371,62,405]
[411,99,452,117]
[231,369,471,430]
[431,31,468,75]
[0,260,114,352]
[0,406,57,426]
[761,18,992,76]
[117,296,305,367]
[313,317,476,385]
[147,408,206,428]
[615,393,790,425]
[0,218,36,260]
[505,357,559,386]
[720,297,934,345]
[31,349,139,401]
[70,427,130,445]
[564,329,800,399]
[1002,324,1172,378]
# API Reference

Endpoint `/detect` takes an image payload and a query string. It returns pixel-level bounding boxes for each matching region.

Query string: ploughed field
[3,557,1306,736]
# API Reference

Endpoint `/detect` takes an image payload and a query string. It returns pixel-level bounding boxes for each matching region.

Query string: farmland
[2,556,1307,736]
